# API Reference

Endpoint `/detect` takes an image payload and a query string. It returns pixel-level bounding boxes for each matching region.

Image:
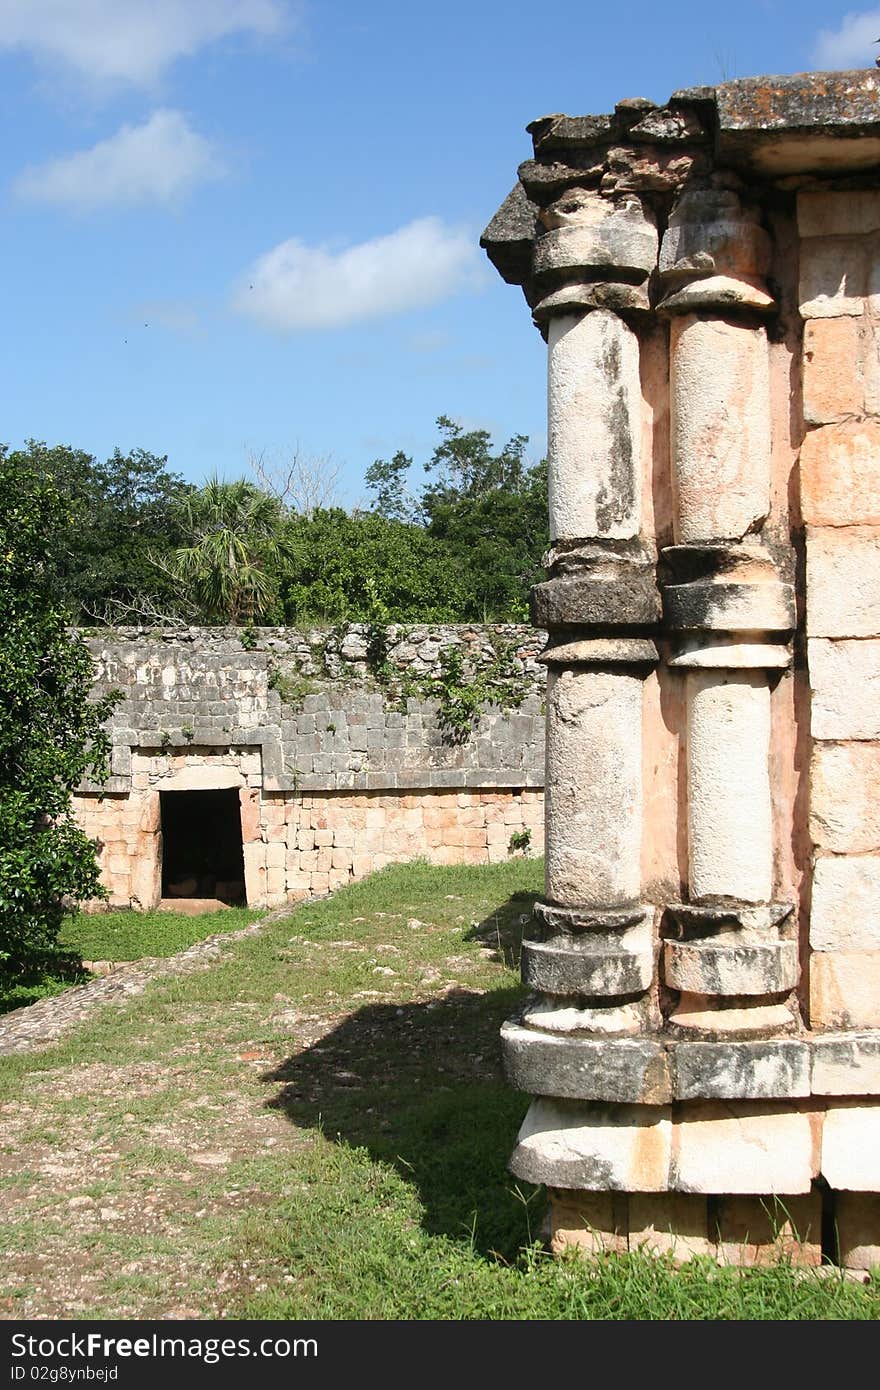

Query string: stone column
[658,190,797,1035]
[500,186,664,1094]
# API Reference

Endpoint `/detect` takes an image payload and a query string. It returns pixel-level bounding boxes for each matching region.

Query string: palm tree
[160,477,284,623]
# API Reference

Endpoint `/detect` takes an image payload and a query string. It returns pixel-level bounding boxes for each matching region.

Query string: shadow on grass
[463,885,536,971]
[263,893,541,1262]
[0,948,88,1015]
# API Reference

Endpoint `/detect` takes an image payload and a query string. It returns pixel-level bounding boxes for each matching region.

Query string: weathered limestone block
[521,918,653,997]
[810,953,880,1030]
[544,667,642,907]
[806,526,880,638]
[670,317,771,543]
[835,1192,880,1270]
[628,1193,715,1260]
[532,554,659,628]
[812,1034,880,1096]
[822,1103,880,1191]
[671,1102,816,1195]
[808,638,880,741]
[802,317,874,425]
[163,763,243,792]
[548,1190,628,1256]
[659,188,771,289]
[664,938,798,996]
[534,192,658,284]
[664,574,794,635]
[510,1098,673,1191]
[810,742,880,851]
[501,1022,670,1104]
[714,1193,822,1267]
[239,787,261,844]
[800,421,880,528]
[547,310,642,542]
[810,855,880,951]
[799,235,879,318]
[686,672,772,904]
[797,190,880,239]
[672,1040,810,1101]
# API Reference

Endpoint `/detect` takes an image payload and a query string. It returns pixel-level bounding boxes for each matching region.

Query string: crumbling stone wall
[73,624,546,907]
[482,68,880,1269]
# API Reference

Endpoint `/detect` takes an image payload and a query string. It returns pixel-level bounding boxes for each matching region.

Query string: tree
[0,447,119,974]
[281,508,469,623]
[157,476,286,623]
[248,445,340,518]
[368,416,549,620]
[364,449,419,524]
[14,440,192,620]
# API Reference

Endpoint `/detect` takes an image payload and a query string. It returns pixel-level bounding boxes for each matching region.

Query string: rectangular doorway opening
[160,788,247,905]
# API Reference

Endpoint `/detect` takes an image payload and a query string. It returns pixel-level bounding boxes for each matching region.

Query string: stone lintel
[714,70,880,174]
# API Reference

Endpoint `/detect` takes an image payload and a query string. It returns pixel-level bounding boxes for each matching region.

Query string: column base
[548,1188,823,1266]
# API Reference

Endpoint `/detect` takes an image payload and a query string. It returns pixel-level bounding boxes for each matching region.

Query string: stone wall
[73,624,546,907]
[482,69,880,1269]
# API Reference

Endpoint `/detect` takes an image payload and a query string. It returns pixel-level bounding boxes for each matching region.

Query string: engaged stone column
[498,185,663,1095]
[658,190,797,1035]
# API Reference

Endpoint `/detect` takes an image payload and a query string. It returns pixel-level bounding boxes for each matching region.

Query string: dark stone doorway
[160,788,246,904]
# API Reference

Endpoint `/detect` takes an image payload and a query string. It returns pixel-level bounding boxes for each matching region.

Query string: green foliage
[159,477,285,623]
[431,641,531,742]
[60,907,261,965]
[281,508,469,624]
[1,859,877,1320]
[267,667,316,710]
[368,416,549,621]
[14,413,548,630]
[0,448,120,974]
[508,828,532,856]
[12,440,192,621]
[363,449,417,523]
[367,634,531,742]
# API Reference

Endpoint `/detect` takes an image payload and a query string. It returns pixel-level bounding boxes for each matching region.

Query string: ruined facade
[74,624,545,909]
[482,70,880,1268]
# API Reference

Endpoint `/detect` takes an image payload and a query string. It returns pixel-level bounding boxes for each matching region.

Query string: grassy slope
[0,859,877,1320]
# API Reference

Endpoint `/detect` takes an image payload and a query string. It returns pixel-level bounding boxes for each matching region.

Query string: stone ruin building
[480,69,880,1270]
[75,624,546,910]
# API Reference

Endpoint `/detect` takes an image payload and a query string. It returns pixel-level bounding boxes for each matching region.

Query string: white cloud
[233,218,486,332]
[0,0,291,87]
[13,109,226,209]
[812,9,880,69]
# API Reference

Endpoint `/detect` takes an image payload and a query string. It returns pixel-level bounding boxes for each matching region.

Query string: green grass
[0,858,878,1319]
[58,906,262,962]
[0,906,262,1014]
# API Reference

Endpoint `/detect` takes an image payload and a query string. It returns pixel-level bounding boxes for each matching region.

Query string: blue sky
[1,1,878,506]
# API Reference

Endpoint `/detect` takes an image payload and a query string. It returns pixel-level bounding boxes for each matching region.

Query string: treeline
[6,417,548,627]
